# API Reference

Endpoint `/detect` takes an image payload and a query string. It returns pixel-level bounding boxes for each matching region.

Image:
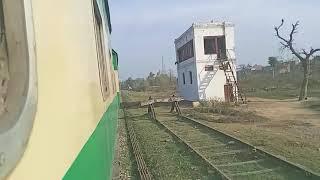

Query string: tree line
[121,71,176,92]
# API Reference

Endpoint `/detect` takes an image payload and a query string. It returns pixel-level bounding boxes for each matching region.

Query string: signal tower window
[177,40,194,63]
[93,0,110,101]
[189,71,193,84]
[182,73,186,85]
[205,65,214,71]
[204,37,217,55]
[204,36,226,58]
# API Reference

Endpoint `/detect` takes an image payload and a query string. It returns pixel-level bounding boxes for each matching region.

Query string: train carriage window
[112,49,119,70]
[93,0,110,101]
[0,1,9,117]
[0,0,31,128]
[112,71,116,93]
[104,0,112,33]
[0,0,37,178]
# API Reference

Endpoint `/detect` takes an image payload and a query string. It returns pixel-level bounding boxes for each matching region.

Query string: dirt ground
[207,97,320,173]
[247,97,320,128]
[245,97,320,144]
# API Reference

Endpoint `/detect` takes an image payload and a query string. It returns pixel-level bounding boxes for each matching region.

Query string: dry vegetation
[185,100,269,123]
[184,98,320,173]
[114,110,138,180]
[121,90,175,102]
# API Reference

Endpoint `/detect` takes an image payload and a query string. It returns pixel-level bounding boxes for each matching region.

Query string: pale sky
[109,0,320,80]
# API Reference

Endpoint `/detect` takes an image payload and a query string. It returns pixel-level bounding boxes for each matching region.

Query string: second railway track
[123,108,221,179]
[155,110,320,180]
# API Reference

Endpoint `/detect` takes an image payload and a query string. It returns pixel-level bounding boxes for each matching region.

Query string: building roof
[174,21,234,43]
[193,21,234,28]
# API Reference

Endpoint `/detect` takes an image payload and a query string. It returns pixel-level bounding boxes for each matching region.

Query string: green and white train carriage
[0,0,119,179]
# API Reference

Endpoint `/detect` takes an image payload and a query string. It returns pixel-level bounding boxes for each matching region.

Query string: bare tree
[274,19,320,100]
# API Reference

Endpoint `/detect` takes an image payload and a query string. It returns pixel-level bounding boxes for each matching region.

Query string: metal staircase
[197,55,219,100]
[218,52,247,104]
[198,70,218,99]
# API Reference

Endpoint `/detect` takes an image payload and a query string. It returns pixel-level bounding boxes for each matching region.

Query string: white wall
[175,22,237,101]
[224,25,237,80]
[193,23,236,101]
[195,61,226,100]
[194,24,223,62]
[177,60,198,101]
[175,26,199,101]
[175,27,193,49]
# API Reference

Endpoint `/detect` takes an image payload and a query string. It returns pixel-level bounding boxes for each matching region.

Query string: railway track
[123,109,153,180]
[124,108,222,179]
[155,111,320,180]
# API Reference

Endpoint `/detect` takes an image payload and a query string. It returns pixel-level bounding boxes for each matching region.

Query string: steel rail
[123,109,153,180]
[180,115,320,179]
[152,116,232,180]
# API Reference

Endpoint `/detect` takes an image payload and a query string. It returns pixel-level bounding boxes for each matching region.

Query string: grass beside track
[126,108,219,180]
[183,108,320,174]
[156,107,313,180]
[116,110,139,179]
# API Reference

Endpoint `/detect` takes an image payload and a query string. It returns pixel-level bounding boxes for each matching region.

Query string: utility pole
[161,56,166,74]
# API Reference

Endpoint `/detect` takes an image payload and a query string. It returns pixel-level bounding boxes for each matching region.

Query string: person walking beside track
[170,94,181,115]
[170,94,176,113]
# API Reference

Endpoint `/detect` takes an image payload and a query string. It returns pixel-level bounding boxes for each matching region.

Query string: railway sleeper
[184,137,222,145]
[179,116,320,179]
[216,159,265,167]
[195,143,228,150]
[197,143,245,154]
[208,151,262,165]
[211,149,247,156]
[220,160,276,175]
[229,167,280,177]
[154,118,233,179]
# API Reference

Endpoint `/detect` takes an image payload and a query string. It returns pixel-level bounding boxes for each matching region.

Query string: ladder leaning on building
[218,50,247,104]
